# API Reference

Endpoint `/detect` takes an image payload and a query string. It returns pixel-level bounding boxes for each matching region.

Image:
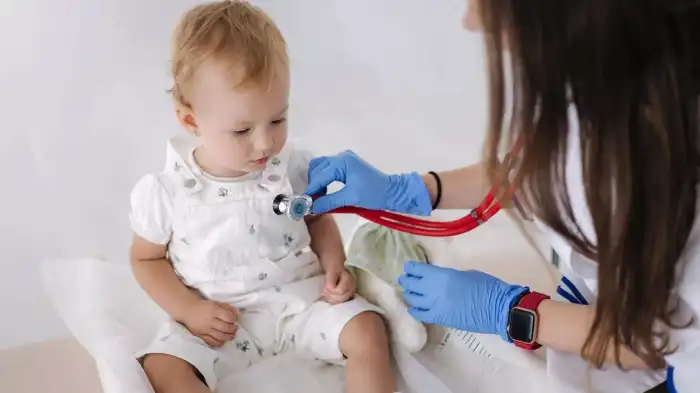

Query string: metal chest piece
[272,194,313,221]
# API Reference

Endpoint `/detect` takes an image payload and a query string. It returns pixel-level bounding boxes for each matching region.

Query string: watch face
[509,308,536,343]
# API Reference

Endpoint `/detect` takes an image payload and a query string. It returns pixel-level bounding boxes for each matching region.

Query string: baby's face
[181,60,290,177]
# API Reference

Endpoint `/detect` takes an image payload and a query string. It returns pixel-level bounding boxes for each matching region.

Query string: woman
[305,1,700,392]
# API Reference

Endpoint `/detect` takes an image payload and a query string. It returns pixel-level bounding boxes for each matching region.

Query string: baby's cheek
[272,127,288,151]
[222,141,250,165]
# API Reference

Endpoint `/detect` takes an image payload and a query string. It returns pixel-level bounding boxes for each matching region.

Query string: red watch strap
[518,290,550,310]
[513,291,550,350]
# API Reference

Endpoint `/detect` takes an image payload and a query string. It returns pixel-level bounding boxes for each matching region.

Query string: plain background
[0,0,488,350]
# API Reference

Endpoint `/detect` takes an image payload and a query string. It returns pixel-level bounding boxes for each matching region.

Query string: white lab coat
[534,107,700,392]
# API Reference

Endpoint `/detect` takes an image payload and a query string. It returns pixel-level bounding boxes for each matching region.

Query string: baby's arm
[130,234,200,323]
[129,174,201,321]
[306,214,346,272]
[129,174,237,347]
[291,147,354,302]
[307,215,357,304]
[130,234,238,347]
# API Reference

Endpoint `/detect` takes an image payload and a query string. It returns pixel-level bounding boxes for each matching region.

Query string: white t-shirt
[128,135,321,302]
[535,107,700,392]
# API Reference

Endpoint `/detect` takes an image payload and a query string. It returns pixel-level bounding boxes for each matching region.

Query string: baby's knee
[339,311,390,358]
[142,354,206,393]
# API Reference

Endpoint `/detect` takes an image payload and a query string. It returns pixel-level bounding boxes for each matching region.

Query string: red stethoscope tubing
[318,139,523,237]
[323,183,515,237]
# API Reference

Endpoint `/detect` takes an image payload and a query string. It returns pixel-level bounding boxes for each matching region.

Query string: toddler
[129,2,395,392]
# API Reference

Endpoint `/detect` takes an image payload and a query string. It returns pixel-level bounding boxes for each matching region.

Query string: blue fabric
[557,285,581,305]
[667,366,677,393]
[561,276,589,305]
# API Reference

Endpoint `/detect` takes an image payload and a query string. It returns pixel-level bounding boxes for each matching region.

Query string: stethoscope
[273,139,526,237]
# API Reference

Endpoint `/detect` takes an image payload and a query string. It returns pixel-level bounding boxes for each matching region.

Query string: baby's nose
[254,129,274,152]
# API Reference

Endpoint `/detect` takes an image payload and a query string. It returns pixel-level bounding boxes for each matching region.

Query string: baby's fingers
[213,303,238,324]
[211,319,238,335]
[200,334,224,348]
[209,328,236,343]
[322,292,339,305]
[322,291,352,305]
[336,271,356,293]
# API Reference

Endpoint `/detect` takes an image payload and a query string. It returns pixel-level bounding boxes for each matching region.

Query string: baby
[128,2,395,393]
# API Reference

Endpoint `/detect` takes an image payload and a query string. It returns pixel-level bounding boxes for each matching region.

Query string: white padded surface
[38,210,572,393]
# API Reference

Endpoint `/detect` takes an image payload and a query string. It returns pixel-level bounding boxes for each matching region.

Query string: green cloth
[345,222,430,289]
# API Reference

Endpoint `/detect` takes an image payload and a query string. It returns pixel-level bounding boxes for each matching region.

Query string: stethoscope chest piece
[272,194,313,221]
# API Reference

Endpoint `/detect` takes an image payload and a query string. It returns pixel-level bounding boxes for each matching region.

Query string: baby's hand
[181,300,238,348]
[322,268,357,305]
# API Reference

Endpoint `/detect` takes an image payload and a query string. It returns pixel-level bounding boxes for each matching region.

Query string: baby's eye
[233,128,251,135]
[272,118,287,125]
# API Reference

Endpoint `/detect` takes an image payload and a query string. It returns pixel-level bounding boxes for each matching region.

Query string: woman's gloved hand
[398,261,528,341]
[305,150,432,215]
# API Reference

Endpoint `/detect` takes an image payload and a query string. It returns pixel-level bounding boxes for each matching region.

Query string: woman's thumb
[305,164,342,197]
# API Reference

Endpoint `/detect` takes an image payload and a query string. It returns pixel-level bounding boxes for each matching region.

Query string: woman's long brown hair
[478,0,700,367]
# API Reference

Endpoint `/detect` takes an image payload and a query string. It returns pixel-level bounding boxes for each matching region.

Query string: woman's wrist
[420,172,439,208]
[499,285,530,341]
[536,300,650,369]
[535,299,591,352]
[418,164,488,210]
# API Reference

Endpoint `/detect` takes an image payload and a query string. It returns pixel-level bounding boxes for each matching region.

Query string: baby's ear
[175,104,199,136]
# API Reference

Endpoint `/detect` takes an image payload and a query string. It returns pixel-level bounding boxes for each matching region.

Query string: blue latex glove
[398,261,529,341]
[304,150,432,215]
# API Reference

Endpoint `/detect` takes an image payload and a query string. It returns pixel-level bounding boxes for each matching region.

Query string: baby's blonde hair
[170,0,288,105]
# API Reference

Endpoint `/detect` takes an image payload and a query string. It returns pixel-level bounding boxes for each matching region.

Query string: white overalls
[129,136,382,390]
[536,107,700,392]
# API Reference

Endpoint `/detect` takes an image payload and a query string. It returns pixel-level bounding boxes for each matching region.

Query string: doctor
[305,1,700,392]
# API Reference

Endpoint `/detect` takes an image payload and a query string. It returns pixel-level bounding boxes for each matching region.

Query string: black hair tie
[428,171,442,210]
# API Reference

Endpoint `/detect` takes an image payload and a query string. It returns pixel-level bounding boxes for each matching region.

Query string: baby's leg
[339,311,395,393]
[142,354,210,393]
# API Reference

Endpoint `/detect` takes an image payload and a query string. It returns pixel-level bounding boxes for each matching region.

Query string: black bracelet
[427,171,442,210]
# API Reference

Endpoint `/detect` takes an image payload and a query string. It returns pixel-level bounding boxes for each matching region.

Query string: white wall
[0,0,487,349]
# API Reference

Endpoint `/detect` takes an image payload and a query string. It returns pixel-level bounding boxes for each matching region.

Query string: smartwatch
[507,291,550,350]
